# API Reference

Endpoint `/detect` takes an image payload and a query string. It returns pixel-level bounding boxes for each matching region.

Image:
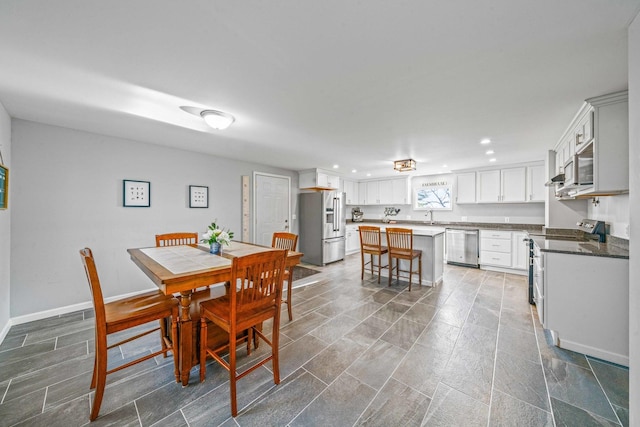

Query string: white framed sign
[412,176,452,210]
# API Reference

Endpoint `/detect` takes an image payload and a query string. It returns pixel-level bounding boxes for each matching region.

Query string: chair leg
[360,252,365,281]
[376,254,381,284]
[369,253,374,277]
[272,310,281,386]
[171,313,179,383]
[287,277,293,321]
[90,339,108,421]
[408,258,413,292]
[199,318,207,382]
[159,318,168,357]
[229,326,238,417]
[418,254,422,286]
[388,257,393,286]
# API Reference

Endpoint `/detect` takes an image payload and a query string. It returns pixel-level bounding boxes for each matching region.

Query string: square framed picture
[123,179,150,207]
[412,176,453,210]
[189,185,209,208]
[0,164,8,210]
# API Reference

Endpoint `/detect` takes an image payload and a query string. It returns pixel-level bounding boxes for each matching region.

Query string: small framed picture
[0,164,8,210]
[189,185,209,208]
[123,179,150,207]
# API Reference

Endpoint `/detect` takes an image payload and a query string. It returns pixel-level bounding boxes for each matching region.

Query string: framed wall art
[0,164,7,210]
[412,176,453,210]
[189,185,209,208]
[123,179,150,207]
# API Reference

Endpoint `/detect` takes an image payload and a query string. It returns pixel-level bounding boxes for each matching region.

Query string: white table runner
[140,245,231,274]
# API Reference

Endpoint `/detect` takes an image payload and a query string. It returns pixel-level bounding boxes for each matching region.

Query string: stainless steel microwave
[563,151,594,187]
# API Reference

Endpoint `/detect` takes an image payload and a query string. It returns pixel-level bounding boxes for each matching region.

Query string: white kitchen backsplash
[588,194,630,239]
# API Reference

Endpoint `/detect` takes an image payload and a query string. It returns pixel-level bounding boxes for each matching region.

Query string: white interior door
[253,172,291,247]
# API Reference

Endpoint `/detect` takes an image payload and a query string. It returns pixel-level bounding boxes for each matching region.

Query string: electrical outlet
[504,217,510,223]
[461,216,468,222]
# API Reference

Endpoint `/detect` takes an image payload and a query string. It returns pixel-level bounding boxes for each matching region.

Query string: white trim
[8,288,157,326]
[0,318,12,346]
[558,337,629,368]
[252,171,292,244]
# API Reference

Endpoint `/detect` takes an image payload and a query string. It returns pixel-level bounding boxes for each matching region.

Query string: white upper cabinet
[343,179,359,205]
[356,177,408,205]
[477,170,501,203]
[455,172,476,204]
[476,166,534,203]
[299,168,340,189]
[527,164,545,202]
[501,167,526,202]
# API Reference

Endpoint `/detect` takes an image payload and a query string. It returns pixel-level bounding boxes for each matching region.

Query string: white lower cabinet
[346,225,360,255]
[479,230,527,272]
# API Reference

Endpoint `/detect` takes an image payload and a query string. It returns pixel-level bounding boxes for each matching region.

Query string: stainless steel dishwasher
[445,228,479,267]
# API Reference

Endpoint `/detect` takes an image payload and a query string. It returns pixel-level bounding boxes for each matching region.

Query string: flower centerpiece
[201,220,234,255]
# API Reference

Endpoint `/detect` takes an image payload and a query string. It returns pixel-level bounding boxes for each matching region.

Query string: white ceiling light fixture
[489,158,497,162]
[485,150,494,155]
[480,138,491,144]
[180,106,235,130]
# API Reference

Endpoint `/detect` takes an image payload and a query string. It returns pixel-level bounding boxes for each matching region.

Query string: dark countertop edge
[531,236,629,260]
[348,220,543,233]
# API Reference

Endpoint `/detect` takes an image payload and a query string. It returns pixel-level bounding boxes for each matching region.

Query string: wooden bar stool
[79,248,179,421]
[386,227,422,291]
[199,249,287,417]
[358,226,388,283]
[272,232,298,321]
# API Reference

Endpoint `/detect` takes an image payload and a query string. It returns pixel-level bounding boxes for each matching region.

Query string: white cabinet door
[512,232,528,270]
[346,226,361,254]
[378,180,393,204]
[456,172,476,204]
[366,181,380,205]
[358,182,367,205]
[391,178,408,204]
[344,180,359,205]
[477,170,501,203]
[327,174,340,189]
[501,167,526,202]
[527,164,545,202]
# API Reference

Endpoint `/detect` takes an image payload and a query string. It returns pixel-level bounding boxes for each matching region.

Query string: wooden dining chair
[199,249,287,417]
[271,232,298,321]
[358,226,388,283]
[79,248,179,421]
[155,232,198,247]
[386,227,422,291]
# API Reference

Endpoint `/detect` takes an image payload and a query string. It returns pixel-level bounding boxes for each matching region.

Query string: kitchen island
[354,223,445,286]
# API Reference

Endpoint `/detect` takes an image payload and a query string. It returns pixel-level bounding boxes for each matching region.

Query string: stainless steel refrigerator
[299,191,346,266]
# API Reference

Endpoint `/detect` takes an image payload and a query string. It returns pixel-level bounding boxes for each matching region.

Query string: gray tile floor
[0,254,629,426]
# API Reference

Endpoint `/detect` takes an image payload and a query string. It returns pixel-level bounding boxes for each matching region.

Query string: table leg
[179,290,193,386]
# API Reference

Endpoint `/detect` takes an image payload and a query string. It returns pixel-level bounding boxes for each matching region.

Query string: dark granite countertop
[348,220,544,233]
[531,237,629,259]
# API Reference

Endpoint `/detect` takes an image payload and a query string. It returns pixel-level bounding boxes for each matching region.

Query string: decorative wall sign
[189,185,209,208]
[0,164,7,210]
[123,179,150,207]
[412,176,452,210]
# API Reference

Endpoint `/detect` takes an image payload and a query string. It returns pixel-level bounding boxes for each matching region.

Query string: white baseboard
[558,337,629,367]
[8,288,159,326]
[0,319,12,347]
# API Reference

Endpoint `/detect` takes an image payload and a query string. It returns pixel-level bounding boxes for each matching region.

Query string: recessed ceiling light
[489,158,497,162]
[442,164,448,168]
[366,173,371,177]
[351,169,357,173]
[485,150,494,155]
[333,164,339,169]
[480,138,491,145]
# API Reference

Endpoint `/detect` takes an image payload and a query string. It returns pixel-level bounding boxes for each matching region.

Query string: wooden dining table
[127,241,302,386]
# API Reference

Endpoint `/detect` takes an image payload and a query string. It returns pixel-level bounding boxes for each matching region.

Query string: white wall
[587,194,630,239]
[354,173,545,225]
[0,101,10,341]
[10,119,298,318]
[628,10,639,426]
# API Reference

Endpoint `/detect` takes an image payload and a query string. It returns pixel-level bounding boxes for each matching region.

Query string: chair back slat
[230,249,287,319]
[386,227,414,255]
[79,248,107,327]
[155,232,198,247]
[272,232,298,252]
[359,226,383,252]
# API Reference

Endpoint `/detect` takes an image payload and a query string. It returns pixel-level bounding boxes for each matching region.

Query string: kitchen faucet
[425,210,434,225]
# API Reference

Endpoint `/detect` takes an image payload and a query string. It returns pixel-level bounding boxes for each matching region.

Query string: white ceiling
[1,1,638,179]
